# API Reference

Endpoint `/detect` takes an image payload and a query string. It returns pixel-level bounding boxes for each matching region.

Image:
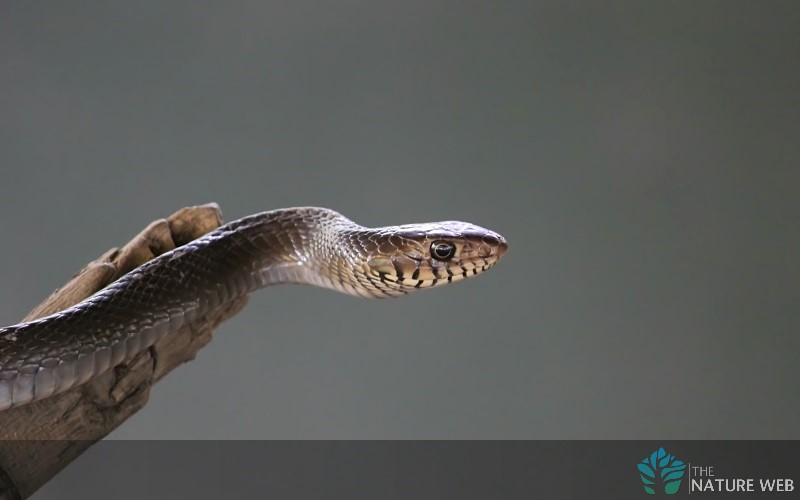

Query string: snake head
[356,221,508,298]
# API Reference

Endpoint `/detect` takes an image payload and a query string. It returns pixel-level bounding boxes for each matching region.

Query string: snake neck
[226,208,365,296]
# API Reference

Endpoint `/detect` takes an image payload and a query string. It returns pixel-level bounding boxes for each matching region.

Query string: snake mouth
[359,254,501,297]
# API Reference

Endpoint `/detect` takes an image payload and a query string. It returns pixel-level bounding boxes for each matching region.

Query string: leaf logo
[637,447,686,495]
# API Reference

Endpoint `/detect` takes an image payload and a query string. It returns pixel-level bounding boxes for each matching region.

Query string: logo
[637,447,686,495]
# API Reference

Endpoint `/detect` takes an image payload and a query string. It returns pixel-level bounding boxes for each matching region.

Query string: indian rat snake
[0,207,507,410]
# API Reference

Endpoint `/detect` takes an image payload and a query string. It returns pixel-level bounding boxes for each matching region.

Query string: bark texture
[0,203,249,499]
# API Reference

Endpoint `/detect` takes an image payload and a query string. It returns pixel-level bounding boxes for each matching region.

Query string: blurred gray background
[1,0,799,450]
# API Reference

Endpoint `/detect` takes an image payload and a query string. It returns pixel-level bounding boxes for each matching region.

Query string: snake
[0,207,507,411]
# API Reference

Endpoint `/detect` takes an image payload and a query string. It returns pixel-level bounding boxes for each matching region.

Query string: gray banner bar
[4,441,797,499]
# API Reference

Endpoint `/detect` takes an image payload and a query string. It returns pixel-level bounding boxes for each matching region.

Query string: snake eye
[430,241,456,261]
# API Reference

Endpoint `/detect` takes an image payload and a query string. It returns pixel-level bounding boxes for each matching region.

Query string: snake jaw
[365,257,395,275]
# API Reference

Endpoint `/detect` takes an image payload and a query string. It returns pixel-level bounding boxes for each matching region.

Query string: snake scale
[0,207,507,410]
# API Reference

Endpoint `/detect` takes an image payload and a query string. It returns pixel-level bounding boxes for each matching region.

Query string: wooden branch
[0,203,249,500]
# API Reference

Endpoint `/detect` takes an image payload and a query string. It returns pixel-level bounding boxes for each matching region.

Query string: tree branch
[0,203,249,499]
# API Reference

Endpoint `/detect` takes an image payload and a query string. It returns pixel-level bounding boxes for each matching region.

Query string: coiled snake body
[0,207,507,410]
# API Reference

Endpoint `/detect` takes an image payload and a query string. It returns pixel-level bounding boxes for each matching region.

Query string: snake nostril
[496,241,508,258]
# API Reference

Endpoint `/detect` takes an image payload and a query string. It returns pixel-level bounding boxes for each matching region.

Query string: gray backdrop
[2,1,799,446]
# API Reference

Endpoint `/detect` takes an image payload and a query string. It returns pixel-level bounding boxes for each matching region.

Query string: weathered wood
[0,203,249,499]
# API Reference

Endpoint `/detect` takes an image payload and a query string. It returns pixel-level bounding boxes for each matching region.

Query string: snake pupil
[431,241,455,261]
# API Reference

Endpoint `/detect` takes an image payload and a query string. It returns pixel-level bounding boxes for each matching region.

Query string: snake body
[0,207,507,410]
